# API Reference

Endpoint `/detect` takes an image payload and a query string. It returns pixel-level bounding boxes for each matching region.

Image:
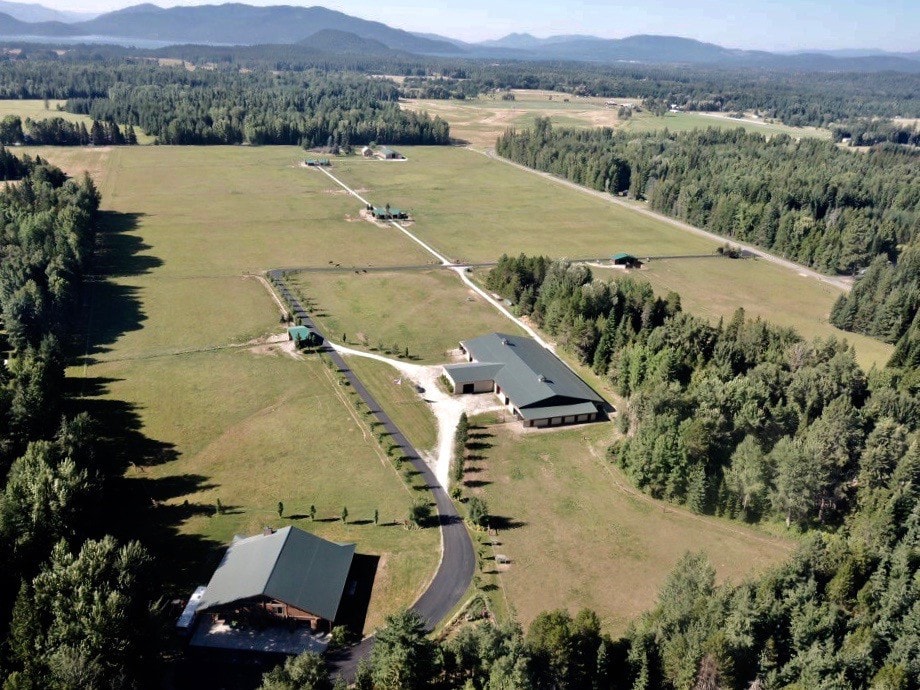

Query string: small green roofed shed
[612,252,642,268]
[288,326,322,347]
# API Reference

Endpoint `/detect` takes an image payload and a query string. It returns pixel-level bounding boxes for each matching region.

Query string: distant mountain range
[0,0,95,23]
[0,3,917,72]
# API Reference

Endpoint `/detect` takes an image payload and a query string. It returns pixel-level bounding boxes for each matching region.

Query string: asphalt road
[267,270,476,682]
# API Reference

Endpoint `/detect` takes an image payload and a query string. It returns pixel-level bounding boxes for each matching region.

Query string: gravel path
[331,343,503,490]
[476,148,853,292]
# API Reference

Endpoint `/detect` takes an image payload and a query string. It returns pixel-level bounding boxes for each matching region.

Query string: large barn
[195,526,355,633]
[444,333,605,428]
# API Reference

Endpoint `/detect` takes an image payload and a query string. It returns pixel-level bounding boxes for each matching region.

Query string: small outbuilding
[305,158,331,167]
[361,146,374,157]
[288,325,323,348]
[371,206,410,221]
[377,147,404,160]
[612,252,642,269]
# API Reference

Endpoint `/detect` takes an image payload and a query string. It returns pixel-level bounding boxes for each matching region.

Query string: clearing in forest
[472,420,793,635]
[35,145,440,633]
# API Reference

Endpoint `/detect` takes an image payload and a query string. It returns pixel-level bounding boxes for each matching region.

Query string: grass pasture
[472,420,793,634]
[329,147,892,368]
[36,145,442,632]
[403,90,829,147]
[0,99,91,125]
[288,268,524,363]
[343,355,439,453]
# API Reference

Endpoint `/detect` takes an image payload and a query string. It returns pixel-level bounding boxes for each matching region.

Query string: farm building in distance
[288,325,323,348]
[305,158,331,167]
[376,146,404,160]
[444,333,605,428]
[612,252,642,268]
[370,205,410,220]
[194,527,355,634]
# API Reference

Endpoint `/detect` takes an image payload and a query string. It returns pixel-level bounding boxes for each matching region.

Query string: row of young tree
[496,121,920,346]
[0,114,138,146]
[64,71,449,146]
[0,154,161,687]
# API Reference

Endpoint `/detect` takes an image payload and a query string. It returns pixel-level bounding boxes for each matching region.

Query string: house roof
[288,326,314,341]
[443,362,505,385]
[458,333,603,410]
[372,206,402,216]
[612,252,636,261]
[197,527,355,621]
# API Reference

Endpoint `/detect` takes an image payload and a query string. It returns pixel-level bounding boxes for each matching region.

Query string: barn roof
[443,362,505,384]
[197,527,354,621]
[612,252,636,261]
[458,333,603,410]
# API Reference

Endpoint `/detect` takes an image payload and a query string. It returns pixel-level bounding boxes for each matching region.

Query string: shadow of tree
[74,212,160,365]
[489,515,528,530]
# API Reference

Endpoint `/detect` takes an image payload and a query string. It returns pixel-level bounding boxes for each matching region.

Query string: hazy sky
[41,0,920,52]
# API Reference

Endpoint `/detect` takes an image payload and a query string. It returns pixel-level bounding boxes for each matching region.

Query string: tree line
[0,154,161,688]
[2,47,919,132]
[0,114,137,146]
[65,71,449,147]
[496,120,920,348]
[487,255,918,528]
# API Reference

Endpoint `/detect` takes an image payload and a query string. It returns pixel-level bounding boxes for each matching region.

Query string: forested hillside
[0,154,160,687]
[496,122,920,347]
[66,71,449,146]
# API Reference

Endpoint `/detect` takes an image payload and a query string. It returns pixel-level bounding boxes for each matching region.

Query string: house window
[272,605,284,615]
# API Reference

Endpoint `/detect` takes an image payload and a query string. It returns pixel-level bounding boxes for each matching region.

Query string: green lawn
[0,99,91,124]
[38,145,441,633]
[471,420,793,635]
[620,111,831,139]
[343,355,438,453]
[328,147,892,368]
[0,99,156,143]
[288,268,524,363]
[591,259,893,369]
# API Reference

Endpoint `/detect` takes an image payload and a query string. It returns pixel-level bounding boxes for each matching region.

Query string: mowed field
[0,98,91,124]
[471,420,793,635]
[28,144,441,633]
[288,268,524,363]
[326,147,892,368]
[403,89,829,147]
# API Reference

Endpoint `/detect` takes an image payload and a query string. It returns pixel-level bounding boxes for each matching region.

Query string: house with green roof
[444,333,605,428]
[196,526,355,633]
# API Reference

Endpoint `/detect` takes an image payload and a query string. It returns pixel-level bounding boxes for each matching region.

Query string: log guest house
[194,526,355,633]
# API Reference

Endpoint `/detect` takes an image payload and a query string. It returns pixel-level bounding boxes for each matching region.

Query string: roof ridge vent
[501,337,509,345]
[538,373,546,382]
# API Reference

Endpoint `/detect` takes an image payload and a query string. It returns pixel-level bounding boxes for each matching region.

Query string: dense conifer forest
[0,154,161,688]
[496,121,920,349]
